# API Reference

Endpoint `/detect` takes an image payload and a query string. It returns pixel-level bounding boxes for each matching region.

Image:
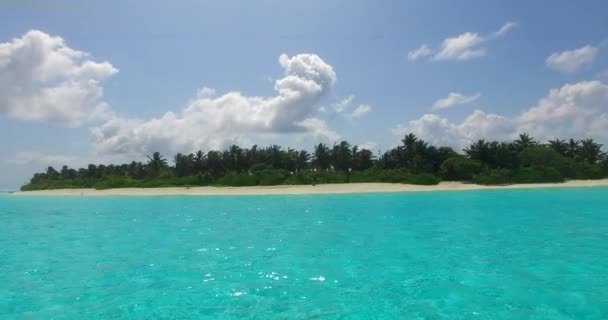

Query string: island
[18,133,608,194]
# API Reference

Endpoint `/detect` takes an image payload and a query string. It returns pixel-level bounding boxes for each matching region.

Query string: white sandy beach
[10,179,608,196]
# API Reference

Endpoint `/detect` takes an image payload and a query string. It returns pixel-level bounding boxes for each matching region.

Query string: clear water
[1,189,607,319]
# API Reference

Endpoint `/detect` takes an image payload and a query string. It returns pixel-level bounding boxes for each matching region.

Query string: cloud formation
[332,95,355,112]
[434,32,486,61]
[490,21,518,39]
[0,30,117,126]
[5,151,77,166]
[350,104,372,118]
[545,45,598,73]
[394,80,608,150]
[357,141,377,151]
[408,22,517,62]
[92,53,340,158]
[407,44,433,61]
[432,92,481,110]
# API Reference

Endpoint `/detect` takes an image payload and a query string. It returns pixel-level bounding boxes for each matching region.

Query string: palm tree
[206,150,224,177]
[548,138,568,156]
[283,148,300,172]
[295,150,310,172]
[353,147,374,171]
[268,145,283,169]
[514,133,536,151]
[193,150,207,173]
[579,139,603,163]
[147,152,168,174]
[312,143,331,170]
[401,133,418,152]
[226,145,246,172]
[566,139,581,159]
[331,141,353,172]
[174,153,194,177]
[464,139,489,162]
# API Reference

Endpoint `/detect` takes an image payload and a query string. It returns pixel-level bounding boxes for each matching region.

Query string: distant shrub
[440,157,483,181]
[215,172,258,186]
[376,169,411,183]
[349,168,389,182]
[284,171,315,185]
[602,159,608,177]
[312,171,349,184]
[350,168,439,184]
[94,176,138,190]
[403,173,440,185]
[519,146,569,175]
[473,169,511,185]
[255,169,290,186]
[193,173,213,186]
[511,166,564,183]
[570,162,605,180]
[250,163,273,173]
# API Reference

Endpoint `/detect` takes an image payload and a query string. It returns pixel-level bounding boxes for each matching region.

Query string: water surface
[1,188,607,319]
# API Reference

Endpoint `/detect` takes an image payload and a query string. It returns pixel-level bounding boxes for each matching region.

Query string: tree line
[21,133,608,190]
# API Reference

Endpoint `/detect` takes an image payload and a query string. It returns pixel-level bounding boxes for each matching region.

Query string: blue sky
[1,0,608,188]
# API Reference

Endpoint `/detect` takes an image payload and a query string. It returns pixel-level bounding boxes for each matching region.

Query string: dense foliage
[21,133,608,190]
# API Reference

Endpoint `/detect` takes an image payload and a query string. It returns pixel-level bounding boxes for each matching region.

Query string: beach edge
[10,179,608,196]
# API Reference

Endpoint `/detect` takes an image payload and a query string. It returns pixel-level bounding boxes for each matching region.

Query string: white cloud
[333,95,355,112]
[434,32,486,61]
[297,118,341,142]
[0,30,118,126]
[196,87,216,98]
[350,104,372,118]
[407,44,433,61]
[91,53,340,157]
[490,21,519,39]
[393,80,608,150]
[357,141,377,151]
[393,111,515,150]
[517,80,608,139]
[409,22,517,62]
[432,92,481,110]
[5,151,77,166]
[546,45,598,73]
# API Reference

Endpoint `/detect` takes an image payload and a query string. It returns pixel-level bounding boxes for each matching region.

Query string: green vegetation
[21,133,608,190]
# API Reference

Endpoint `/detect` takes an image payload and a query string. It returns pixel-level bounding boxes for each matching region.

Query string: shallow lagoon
[1,188,607,319]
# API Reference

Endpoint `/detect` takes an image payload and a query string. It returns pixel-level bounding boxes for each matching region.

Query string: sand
[10,179,608,197]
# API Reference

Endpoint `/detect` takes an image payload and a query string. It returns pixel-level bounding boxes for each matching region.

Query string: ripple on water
[2,189,607,319]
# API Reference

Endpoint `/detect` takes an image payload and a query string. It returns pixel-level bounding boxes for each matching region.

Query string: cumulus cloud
[517,81,608,139]
[393,111,515,150]
[432,92,481,110]
[350,104,372,118]
[409,22,517,62]
[0,30,118,126]
[407,44,433,61]
[297,118,341,142]
[332,95,355,112]
[92,53,340,157]
[434,32,486,61]
[394,80,608,150]
[490,21,519,39]
[357,141,377,151]
[5,151,77,166]
[546,45,598,73]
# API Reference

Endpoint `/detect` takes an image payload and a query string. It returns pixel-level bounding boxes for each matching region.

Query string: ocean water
[1,189,607,319]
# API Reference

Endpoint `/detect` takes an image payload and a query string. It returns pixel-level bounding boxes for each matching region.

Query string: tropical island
[20,133,608,192]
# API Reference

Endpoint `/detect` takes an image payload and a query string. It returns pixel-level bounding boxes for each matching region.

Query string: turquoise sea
[1,188,607,319]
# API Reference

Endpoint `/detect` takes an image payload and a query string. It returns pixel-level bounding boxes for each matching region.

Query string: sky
[1,0,608,188]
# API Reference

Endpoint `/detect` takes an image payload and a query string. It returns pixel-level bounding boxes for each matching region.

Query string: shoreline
[10,179,608,197]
